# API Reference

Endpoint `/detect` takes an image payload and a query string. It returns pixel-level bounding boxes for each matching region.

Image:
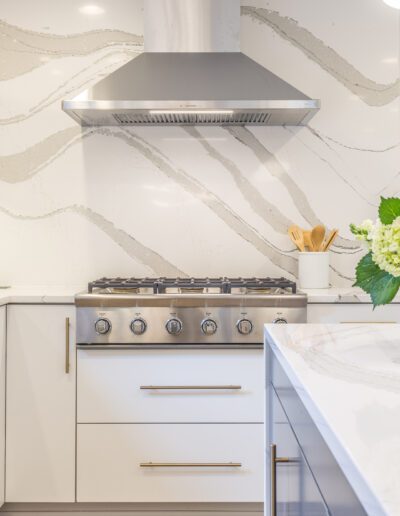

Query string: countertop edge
[264,324,388,516]
[0,286,83,306]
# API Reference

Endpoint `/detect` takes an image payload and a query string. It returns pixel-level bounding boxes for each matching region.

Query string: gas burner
[87,277,297,295]
[157,277,228,294]
[88,277,158,294]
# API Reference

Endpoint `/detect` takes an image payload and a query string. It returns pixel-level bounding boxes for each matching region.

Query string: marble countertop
[0,285,83,305]
[301,287,400,303]
[265,323,400,516]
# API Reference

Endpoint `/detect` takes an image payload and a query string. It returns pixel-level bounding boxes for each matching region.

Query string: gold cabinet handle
[140,385,242,390]
[270,444,297,516]
[65,317,70,374]
[140,462,242,468]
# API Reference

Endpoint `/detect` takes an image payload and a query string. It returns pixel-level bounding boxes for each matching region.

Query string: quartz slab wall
[0,0,399,285]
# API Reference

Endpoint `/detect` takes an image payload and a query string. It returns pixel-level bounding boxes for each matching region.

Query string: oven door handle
[140,385,242,390]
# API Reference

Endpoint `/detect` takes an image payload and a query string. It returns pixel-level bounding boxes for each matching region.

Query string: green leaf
[353,252,400,307]
[370,274,400,307]
[353,253,385,293]
[378,197,400,224]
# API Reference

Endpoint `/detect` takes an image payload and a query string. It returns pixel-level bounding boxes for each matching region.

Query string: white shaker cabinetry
[6,305,76,502]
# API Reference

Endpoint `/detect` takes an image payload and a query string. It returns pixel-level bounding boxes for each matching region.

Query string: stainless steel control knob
[130,318,147,335]
[165,318,183,335]
[94,318,111,335]
[236,318,253,335]
[273,317,288,324]
[201,318,218,335]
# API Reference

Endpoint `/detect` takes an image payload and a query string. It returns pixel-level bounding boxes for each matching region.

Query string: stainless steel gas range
[75,277,307,349]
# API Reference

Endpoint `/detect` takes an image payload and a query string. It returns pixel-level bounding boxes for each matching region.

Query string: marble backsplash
[0,0,399,286]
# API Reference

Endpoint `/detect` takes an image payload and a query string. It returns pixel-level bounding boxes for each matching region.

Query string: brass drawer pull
[65,317,70,374]
[140,385,242,390]
[270,444,297,516]
[140,462,242,468]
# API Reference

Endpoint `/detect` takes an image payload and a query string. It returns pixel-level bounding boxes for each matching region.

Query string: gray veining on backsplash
[241,5,400,106]
[0,204,186,277]
[0,18,142,80]
[0,0,398,285]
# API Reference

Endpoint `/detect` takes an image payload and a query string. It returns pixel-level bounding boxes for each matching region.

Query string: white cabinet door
[77,423,264,502]
[0,307,6,507]
[6,305,76,502]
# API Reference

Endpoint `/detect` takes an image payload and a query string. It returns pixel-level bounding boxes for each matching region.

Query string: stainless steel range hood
[62,0,320,126]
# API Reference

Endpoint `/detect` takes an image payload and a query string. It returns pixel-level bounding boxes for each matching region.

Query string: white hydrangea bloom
[350,219,376,247]
[371,217,400,277]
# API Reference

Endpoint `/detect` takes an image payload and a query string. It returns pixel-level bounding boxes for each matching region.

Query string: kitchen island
[264,323,400,516]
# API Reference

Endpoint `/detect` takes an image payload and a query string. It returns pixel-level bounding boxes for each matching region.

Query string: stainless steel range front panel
[75,294,307,347]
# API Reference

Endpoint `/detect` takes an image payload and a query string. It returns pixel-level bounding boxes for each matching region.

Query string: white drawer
[77,423,263,502]
[77,349,263,423]
[307,303,400,323]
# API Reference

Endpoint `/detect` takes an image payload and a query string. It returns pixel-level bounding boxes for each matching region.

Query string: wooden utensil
[321,229,338,251]
[288,225,305,252]
[311,225,326,252]
[302,230,313,251]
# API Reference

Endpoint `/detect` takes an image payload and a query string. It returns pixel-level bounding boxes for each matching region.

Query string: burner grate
[88,277,159,293]
[87,276,296,294]
[157,277,229,294]
[227,277,296,294]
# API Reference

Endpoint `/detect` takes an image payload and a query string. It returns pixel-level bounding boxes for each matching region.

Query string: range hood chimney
[62,0,320,126]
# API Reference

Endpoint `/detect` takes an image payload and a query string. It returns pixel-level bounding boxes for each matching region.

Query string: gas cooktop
[76,277,306,348]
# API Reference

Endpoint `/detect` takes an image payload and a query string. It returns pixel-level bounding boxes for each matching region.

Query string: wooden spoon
[311,225,326,252]
[288,224,305,252]
[302,230,313,251]
[321,229,339,251]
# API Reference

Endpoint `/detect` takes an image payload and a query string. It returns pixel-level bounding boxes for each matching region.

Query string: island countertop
[264,323,400,516]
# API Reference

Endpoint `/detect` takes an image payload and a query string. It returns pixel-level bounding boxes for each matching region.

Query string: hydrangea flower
[370,217,400,277]
[351,198,400,306]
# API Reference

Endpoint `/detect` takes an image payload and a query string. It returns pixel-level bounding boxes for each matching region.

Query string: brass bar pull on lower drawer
[140,385,242,390]
[140,462,242,468]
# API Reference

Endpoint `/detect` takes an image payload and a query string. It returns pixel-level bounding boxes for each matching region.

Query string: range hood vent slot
[113,112,272,125]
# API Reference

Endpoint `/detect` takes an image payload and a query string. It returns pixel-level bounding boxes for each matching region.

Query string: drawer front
[271,353,367,516]
[307,303,400,323]
[77,349,263,423]
[77,423,263,502]
[271,389,329,516]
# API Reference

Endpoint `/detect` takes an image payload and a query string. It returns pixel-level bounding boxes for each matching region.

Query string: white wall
[0,0,399,285]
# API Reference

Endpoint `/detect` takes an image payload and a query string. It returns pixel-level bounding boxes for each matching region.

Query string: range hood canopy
[62,0,320,126]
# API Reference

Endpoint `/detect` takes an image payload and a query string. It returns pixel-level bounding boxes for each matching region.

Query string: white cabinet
[6,305,76,502]
[77,349,263,423]
[0,307,6,508]
[77,348,264,503]
[77,423,263,502]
